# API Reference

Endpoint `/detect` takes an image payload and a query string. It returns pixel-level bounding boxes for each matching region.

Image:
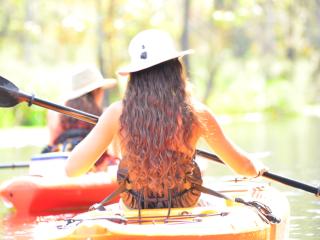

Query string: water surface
[0,117,319,239]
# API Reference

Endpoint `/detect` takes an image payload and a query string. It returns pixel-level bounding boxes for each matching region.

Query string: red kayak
[0,170,119,216]
[0,153,119,216]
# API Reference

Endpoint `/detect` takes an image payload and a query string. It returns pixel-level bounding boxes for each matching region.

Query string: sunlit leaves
[0,0,320,127]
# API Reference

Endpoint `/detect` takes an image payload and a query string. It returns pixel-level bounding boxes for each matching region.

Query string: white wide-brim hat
[117,29,194,76]
[64,66,117,100]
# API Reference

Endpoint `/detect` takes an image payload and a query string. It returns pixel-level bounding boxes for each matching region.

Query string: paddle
[1,75,319,197]
[0,162,29,169]
[0,75,98,124]
[196,149,320,197]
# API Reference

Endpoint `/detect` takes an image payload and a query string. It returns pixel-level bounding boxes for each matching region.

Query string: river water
[0,116,319,239]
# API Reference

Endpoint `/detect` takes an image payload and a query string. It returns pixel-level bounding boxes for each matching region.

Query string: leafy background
[1,0,320,127]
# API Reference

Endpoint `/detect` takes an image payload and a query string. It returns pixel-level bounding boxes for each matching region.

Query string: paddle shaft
[0,162,29,169]
[196,149,320,197]
[263,171,319,196]
[2,79,319,197]
[18,91,98,124]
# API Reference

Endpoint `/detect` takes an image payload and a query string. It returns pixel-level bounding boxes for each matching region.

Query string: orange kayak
[0,169,119,216]
[35,179,290,240]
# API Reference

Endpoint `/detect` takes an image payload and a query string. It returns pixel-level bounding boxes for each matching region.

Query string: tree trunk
[22,0,34,63]
[95,0,110,106]
[96,0,106,76]
[181,0,191,77]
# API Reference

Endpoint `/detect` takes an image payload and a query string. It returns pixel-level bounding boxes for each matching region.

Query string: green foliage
[1,0,320,127]
[0,105,46,128]
[0,109,16,128]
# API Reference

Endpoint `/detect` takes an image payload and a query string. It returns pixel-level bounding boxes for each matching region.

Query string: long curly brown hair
[120,58,198,196]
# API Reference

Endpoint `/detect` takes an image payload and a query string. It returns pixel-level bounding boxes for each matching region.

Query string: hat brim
[117,49,194,76]
[64,78,117,101]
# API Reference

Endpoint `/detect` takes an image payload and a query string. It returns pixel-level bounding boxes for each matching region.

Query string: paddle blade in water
[0,75,20,107]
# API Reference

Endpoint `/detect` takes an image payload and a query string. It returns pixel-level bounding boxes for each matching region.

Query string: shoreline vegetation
[1,103,320,128]
[1,110,319,149]
[1,56,318,128]
[1,1,320,128]
[0,127,49,148]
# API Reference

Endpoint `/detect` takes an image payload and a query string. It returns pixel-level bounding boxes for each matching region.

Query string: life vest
[117,156,202,209]
[42,129,90,153]
[41,128,118,167]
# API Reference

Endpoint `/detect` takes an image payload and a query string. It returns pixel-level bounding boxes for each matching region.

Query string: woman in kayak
[44,66,119,172]
[66,30,266,208]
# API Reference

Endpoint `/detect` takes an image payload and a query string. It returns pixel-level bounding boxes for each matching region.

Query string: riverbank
[0,111,314,149]
[0,127,49,148]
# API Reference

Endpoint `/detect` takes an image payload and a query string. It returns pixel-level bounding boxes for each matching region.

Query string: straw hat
[65,67,117,100]
[117,29,194,76]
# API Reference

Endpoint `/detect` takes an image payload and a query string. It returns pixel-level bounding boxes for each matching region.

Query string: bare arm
[196,101,263,177]
[65,101,122,177]
[47,110,63,145]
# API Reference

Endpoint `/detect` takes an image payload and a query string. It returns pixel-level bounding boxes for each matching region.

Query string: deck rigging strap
[191,182,281,224]
[192,183,231,200]
[234,198,281,224]
[89,184,126,211]
[58,211,231,230]
[89,168,280,225]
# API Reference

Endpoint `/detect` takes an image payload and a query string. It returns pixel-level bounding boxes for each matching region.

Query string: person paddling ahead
[65,29,266,208]
[45,66,119,172]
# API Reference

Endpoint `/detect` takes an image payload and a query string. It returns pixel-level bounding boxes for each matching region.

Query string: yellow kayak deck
[35,179,290,240]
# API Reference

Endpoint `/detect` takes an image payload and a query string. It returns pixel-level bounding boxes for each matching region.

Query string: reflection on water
[2,214,36,240]
[0,116,319,239]
[2,213,77,240]
[209,115,320,240]
[0,146,40,239]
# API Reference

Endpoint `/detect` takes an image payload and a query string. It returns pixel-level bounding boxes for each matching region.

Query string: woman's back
[66,29,263,209]
[117,59,202,208]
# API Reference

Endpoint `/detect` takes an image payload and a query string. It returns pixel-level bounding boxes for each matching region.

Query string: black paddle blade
[0,75,20,107]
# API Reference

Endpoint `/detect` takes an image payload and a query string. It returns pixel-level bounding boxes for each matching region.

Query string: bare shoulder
[99,100,123,123]
[190,97,220,132]
[108,100,123,113]
[104,100,122,114]
[190,98,212,116]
